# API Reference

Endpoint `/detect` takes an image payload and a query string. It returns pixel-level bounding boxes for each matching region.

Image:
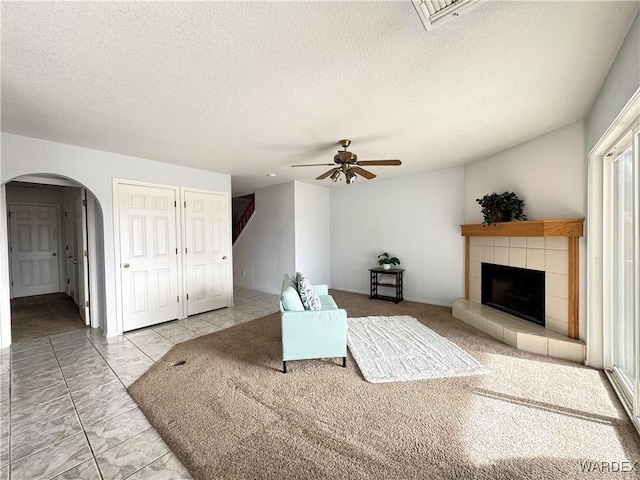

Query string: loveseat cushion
[283,273,297,290]
[281,285,304,312]
[319,295,338,310]
[296,272,321,311]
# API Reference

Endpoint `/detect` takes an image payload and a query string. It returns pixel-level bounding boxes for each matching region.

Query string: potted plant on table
[377,252,401,270]
[475,191,527,225]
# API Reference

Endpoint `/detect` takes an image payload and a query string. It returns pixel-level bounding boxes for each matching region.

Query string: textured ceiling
[2,1,637,193]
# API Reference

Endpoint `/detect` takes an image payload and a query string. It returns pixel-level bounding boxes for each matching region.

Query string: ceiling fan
[291,139,401,184]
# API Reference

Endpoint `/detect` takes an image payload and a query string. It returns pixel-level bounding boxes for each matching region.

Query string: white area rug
[347,315,488,383]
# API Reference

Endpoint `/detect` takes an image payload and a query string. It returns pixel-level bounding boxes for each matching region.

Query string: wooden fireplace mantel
[460,218,584,340]
[460,218,584,237]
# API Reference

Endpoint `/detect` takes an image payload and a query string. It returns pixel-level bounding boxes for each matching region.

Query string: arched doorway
[1,174,105,345]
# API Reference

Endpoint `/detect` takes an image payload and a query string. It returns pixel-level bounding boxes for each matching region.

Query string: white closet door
[185,191,230,315]
[118,184,180,331]
[10,204,60,297]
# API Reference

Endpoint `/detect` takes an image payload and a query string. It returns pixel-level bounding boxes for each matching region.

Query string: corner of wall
[0,185,12,348]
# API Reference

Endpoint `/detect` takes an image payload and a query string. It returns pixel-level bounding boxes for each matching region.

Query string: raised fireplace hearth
[454,218,585,363]
[481,263,545,326]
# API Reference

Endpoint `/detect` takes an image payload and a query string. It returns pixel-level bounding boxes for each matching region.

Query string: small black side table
[369,268,404,303]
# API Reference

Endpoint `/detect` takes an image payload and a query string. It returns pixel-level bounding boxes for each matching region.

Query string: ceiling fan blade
[291,163,336,167]
[316,167,340,180]
[352,167,376,180]
[356,160,402,166]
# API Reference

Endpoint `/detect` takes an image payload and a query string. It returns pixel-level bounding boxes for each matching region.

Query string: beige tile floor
[1,288,279,479]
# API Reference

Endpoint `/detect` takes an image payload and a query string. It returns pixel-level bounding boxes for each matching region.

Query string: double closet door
[118,183,230,331]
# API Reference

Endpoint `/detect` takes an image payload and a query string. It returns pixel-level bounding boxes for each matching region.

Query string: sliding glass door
[606,128,639,422]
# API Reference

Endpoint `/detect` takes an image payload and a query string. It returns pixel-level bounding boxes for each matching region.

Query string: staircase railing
[233,194,255,244]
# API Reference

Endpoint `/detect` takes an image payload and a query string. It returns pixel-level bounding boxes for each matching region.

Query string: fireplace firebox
[481,263,545,326]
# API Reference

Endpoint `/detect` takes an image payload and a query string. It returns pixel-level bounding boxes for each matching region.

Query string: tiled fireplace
[453,219,586,363]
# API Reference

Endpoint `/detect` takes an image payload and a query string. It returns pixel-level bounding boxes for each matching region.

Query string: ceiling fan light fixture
[345,169,357,184]
[329,170,341,182]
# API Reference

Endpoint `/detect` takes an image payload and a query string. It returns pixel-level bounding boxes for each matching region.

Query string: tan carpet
[11,293,88,343]
[128,291,640,480]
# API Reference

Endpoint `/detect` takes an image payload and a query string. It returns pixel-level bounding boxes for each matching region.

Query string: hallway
[11,294,87,343]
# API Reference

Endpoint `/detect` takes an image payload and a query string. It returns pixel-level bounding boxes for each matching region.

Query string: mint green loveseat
[279,274,347,373]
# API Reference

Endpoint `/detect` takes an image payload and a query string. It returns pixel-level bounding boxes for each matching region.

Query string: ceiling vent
[412,0,482,31]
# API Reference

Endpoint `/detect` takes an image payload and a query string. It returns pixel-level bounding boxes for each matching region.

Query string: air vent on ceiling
[412,0,482,31]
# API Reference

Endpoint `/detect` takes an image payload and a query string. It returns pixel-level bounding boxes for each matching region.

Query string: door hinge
[66,245,69,251]
[64,211,67,217]
[9,246,12,252]
[84,250,88,257]
[82,199,87,207]
[67,279,70,284]
[176,248,178,254]
[174,201,177,207]
[11,281,13,286]
[85,301,90,307]
[177,295,179,302]
[185,248,188,254]
[187,293,189,300]
[184,201,187,208]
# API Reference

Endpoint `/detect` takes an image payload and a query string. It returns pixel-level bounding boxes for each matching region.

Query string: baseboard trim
[328,286,453,308]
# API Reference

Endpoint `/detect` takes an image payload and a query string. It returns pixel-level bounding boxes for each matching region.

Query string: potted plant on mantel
[476,191,528,225]
[377,252,401,270]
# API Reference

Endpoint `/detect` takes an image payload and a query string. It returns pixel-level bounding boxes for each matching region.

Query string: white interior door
[9,204,60,297]
[118,183,180,331]
[185,190,230,315]
[77,190,90,325]
[63,200,76,300]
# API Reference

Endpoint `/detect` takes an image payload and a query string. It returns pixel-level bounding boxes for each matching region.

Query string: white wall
[293,182,330,285]
[585,13,640,154]
[87,194,105,331]
[6,183,63,205]
[463,120,587,339]
[330,168,465,306]
[1,133,231,344]
[232,182,295,295]
[464,121,585,223]
[0,186,10,348]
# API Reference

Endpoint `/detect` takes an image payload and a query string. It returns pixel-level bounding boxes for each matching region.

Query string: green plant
[377,252,401,266]
[475,191,527,225]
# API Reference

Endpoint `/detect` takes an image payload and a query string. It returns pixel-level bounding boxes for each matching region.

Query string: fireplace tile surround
[454,219,585,363]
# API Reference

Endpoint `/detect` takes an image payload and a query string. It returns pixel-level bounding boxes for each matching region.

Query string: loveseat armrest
[281,309,347,361]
